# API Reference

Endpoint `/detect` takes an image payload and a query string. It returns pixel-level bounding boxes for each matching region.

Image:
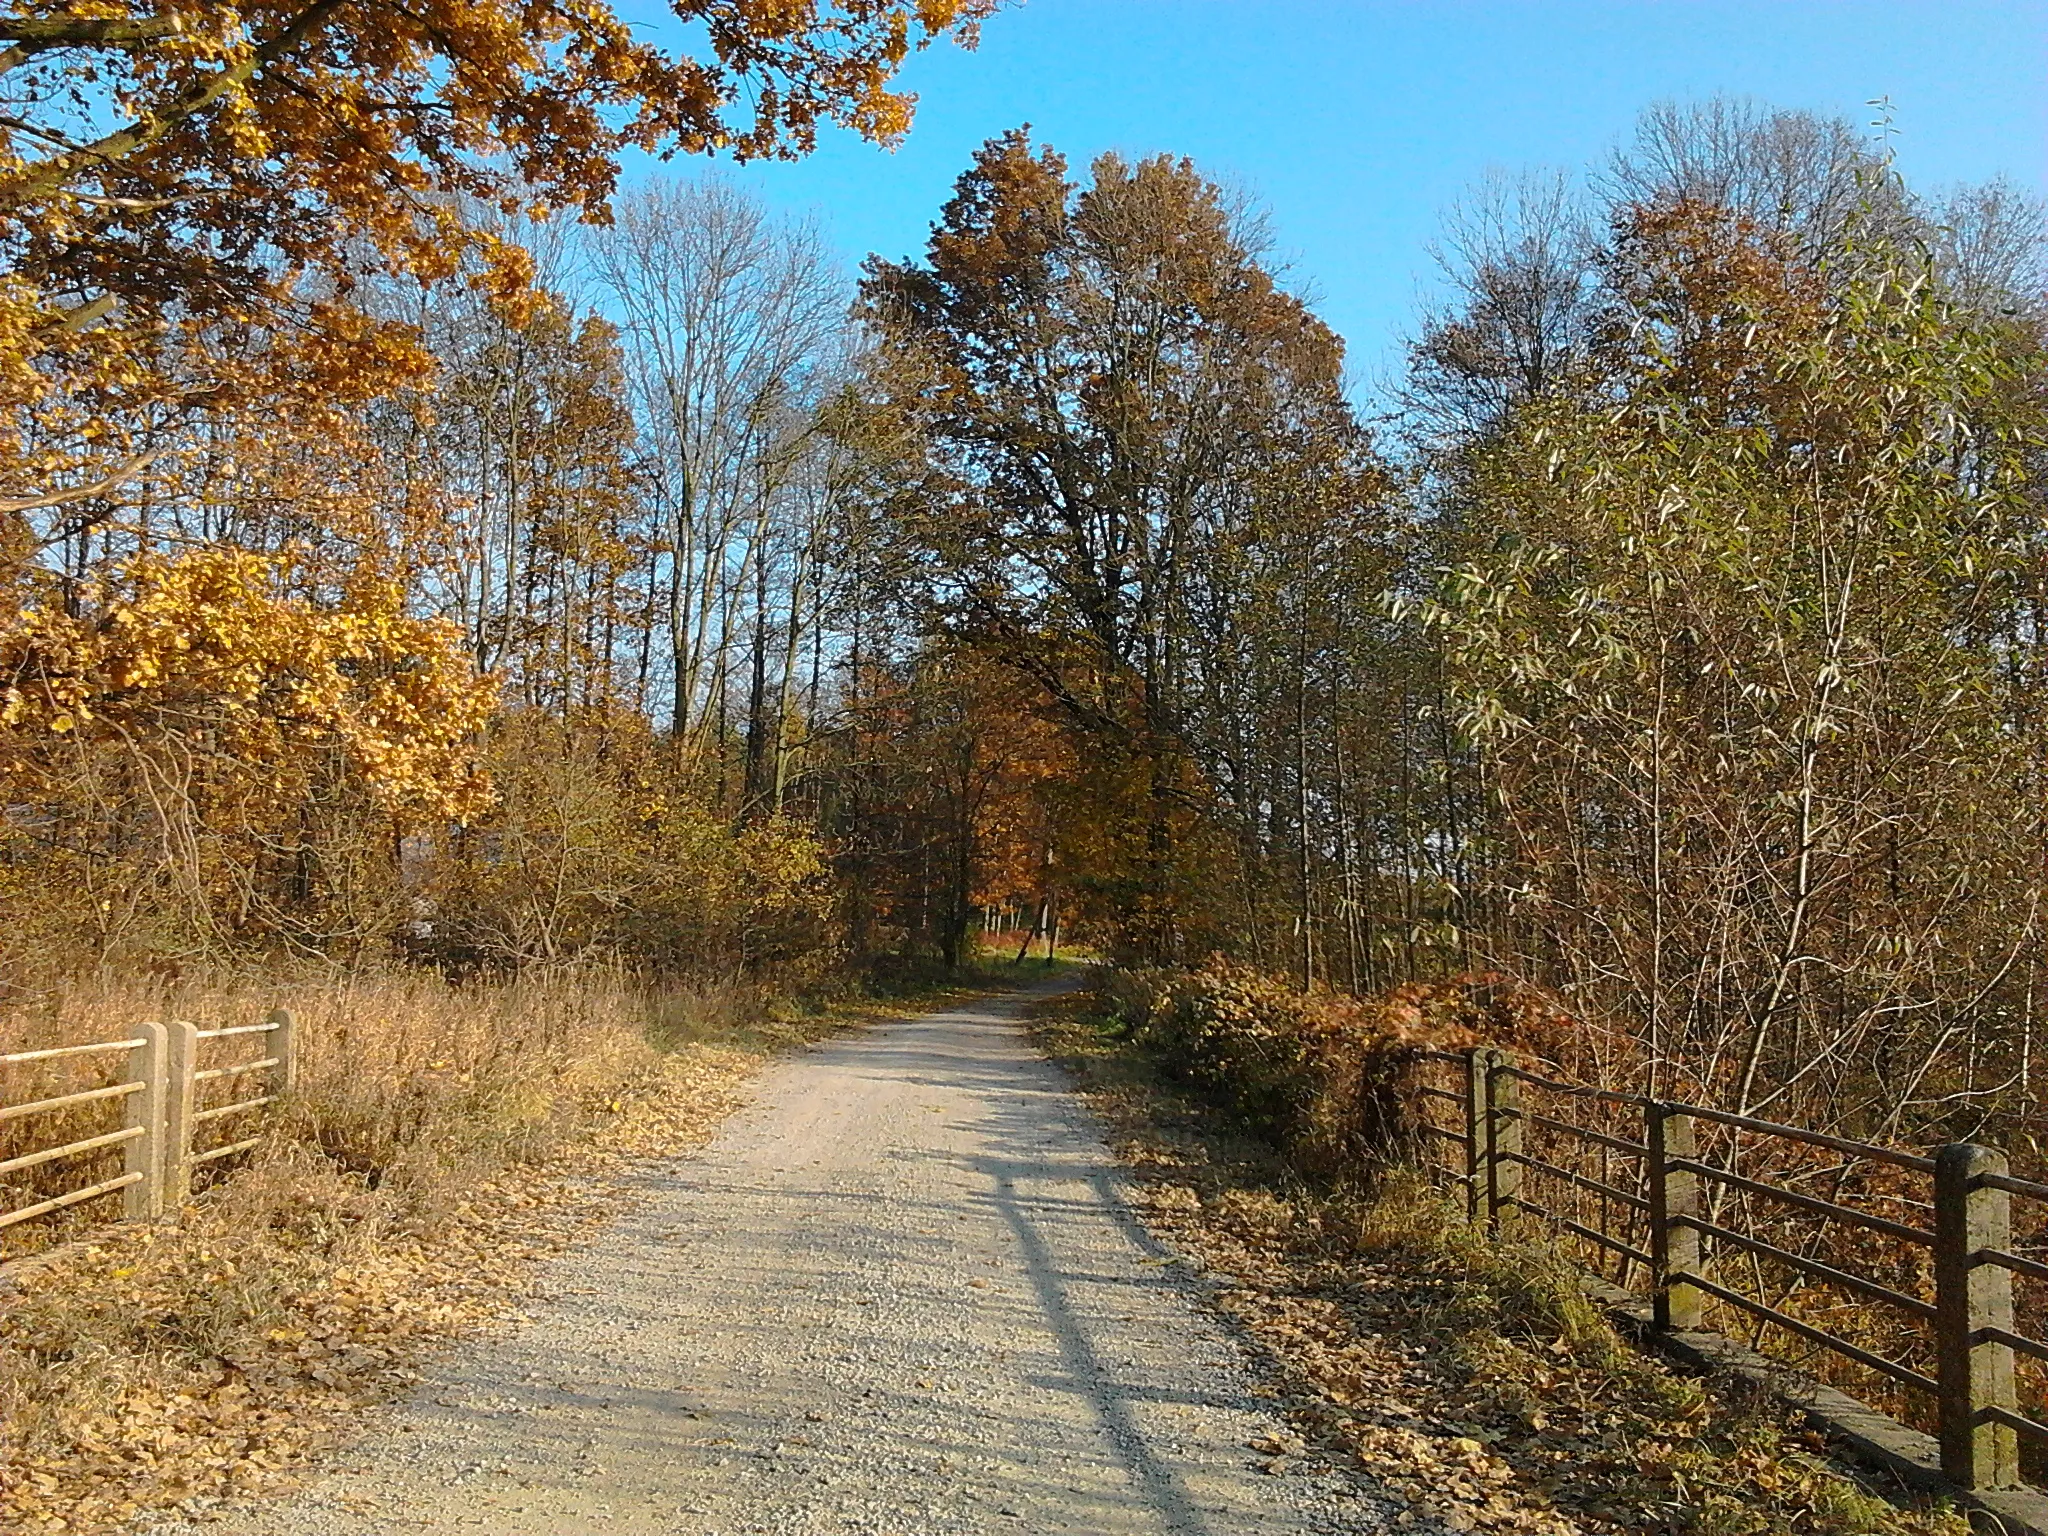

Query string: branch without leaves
[7,450,161,516]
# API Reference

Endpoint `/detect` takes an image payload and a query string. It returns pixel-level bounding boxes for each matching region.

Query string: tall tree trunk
[744,527,770,813]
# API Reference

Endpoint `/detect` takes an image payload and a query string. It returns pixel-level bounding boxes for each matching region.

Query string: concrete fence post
[1934,1142,2020,1491]
[121,1021,168,1221]
[1647,1102,1705,1331]
[1481,1049,1522,1237]
[162,1020,199,1210]
[266,1007,298,1100]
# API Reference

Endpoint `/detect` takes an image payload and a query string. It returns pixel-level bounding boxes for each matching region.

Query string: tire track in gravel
[155,983,1404,1536]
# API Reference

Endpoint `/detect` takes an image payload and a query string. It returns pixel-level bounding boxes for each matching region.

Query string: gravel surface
[154,984,1404,1536]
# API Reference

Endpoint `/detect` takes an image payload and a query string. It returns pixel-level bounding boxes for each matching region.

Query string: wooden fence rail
[0,1009,295,1251]
[1413,1046,2048,1497]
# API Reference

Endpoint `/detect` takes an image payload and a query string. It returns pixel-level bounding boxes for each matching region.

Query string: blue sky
[630,1,2048,390]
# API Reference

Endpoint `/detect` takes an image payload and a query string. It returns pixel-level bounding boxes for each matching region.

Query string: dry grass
[0,963,904,1533]
[1032,990,1972,1536]
[1,967,668,1261]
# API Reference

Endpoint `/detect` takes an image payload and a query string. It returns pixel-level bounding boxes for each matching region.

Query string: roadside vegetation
[1034,981,1970,1536]
[0,962,1036,1533]
[5,14,2042,1179]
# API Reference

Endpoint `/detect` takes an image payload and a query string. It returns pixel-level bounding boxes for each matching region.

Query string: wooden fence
[1414,1046,2048,1497]
[0,1010,296,1249]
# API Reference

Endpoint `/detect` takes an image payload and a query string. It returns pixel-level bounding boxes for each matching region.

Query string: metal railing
[0,1009,297,1250]
[1412,1045,2047,1494]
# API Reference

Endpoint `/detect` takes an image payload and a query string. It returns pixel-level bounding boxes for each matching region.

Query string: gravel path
[161,984,1401,1536]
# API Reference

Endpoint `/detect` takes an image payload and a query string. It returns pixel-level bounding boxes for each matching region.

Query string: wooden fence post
[1934,1142,2019,1491]
[1482,1049,1522,1237]
[162,1020,198,1211]
[266,1007,298,1099]
[121,1022,168,1221]
[1647,1101,1705,1331]
[1462,1048,1488,1221]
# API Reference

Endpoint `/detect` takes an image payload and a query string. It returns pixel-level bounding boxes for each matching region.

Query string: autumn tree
[1423,197,2048,1139]
[805,643,1070,970]
[1389,98,2048,1042]
[354,207,645,719]
[0,2,991,971]
[0,527,498,958]
[858,131,1393,961]
[1406,99,2046,448]
[1,0,991,530]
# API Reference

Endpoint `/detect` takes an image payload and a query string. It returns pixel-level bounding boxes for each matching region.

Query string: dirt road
[164,984,1400,1535]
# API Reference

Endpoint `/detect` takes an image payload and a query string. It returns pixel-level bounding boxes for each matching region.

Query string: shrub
[1102,960,1592,1174]
[1106,960,1446,1172]
[424,711,839,978]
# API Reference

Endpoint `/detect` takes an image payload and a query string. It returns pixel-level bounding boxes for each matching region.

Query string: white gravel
[154,984,1407,1535]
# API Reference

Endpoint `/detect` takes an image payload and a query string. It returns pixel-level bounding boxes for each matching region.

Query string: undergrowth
[1033,987,1969,1536]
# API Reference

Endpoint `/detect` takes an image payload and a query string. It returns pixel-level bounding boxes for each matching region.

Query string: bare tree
[1932,176,2048,322]
[1404,167,1597,442]
[589,180,848,787]
[1602,96,1898,255]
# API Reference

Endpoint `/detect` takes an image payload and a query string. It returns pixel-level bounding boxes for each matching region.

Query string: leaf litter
[1031,993,1971,1536]
[0,1012,869,1534]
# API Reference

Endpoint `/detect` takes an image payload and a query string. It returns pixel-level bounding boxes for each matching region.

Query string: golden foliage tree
[0,2,989,968]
